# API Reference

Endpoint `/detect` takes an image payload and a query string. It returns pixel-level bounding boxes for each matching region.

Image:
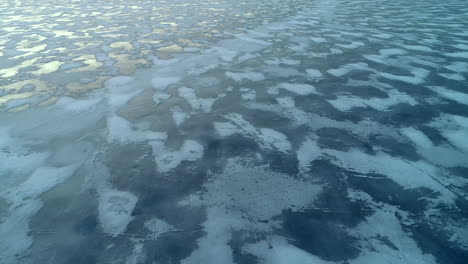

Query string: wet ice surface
[1,0,468,263]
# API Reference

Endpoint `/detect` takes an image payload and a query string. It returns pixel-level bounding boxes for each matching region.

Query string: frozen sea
[1,0,468,263]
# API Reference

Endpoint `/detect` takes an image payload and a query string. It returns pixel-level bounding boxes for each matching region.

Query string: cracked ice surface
[1,0,468,263]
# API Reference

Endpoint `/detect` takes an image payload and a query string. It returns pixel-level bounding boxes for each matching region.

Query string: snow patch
[151,140,204,173]
[98,189,138,236]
